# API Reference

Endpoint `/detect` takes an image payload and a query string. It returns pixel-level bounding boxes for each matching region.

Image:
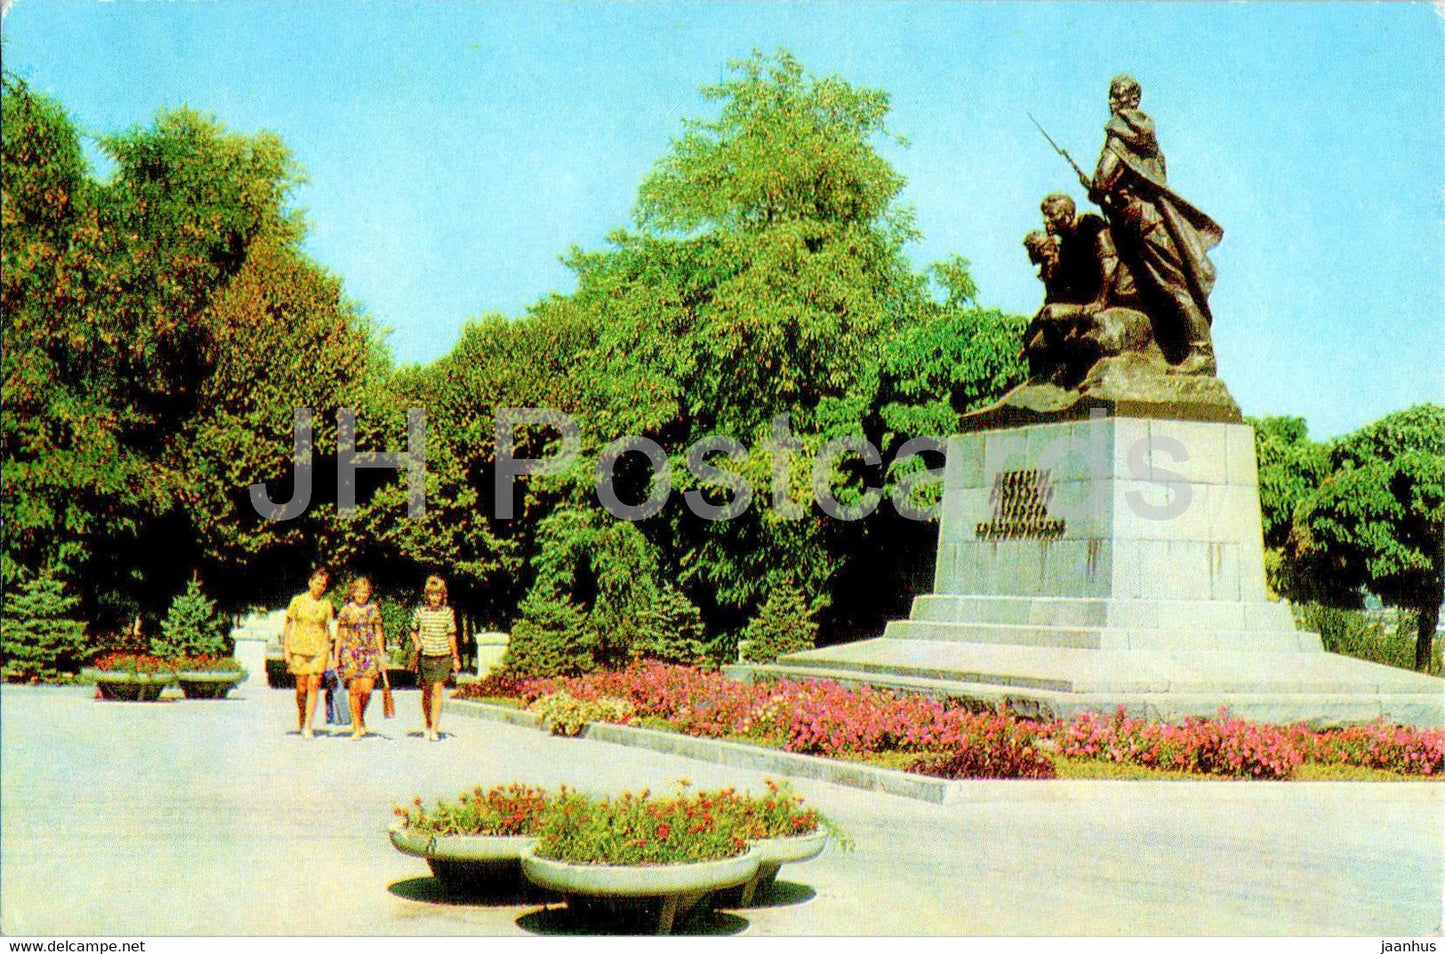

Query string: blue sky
[4,1,1442,439]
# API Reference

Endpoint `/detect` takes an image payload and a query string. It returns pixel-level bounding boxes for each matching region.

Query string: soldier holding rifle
[1033,74,1224,376]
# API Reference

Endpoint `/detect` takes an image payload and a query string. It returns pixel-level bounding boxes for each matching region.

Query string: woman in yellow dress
[282,568,335,739]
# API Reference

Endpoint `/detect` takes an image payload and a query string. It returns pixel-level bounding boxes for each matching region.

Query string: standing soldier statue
[1086,74,1224,375]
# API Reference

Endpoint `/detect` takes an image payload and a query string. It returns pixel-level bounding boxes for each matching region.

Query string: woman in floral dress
[336,577,386,739]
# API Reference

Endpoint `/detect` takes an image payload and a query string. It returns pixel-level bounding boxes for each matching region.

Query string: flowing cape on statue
[1104,110,1223,309]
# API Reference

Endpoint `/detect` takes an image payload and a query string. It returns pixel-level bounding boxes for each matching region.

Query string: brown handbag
[381,669,396,719]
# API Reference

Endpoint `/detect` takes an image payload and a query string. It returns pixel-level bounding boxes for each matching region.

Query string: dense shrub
[740,587,817,664]
[1297,604,1439,674]
[1,574,89,681]
[152,580,228,660]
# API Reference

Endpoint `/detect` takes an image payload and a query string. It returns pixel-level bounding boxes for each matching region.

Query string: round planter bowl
[520,843,758,934]
[83,669,176,702]
[177,670,245,700]
[389,823,536,888]
[716,829,829,908]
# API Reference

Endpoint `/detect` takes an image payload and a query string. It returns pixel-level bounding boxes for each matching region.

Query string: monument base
[749,416,1444,728]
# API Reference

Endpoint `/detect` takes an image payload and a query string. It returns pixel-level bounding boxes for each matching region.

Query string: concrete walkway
[2,683,1441,936]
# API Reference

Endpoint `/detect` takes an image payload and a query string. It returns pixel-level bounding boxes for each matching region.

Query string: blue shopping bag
[323,668,351,726]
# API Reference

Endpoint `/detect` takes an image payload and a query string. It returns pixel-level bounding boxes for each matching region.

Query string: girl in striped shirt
[411,575,460,741]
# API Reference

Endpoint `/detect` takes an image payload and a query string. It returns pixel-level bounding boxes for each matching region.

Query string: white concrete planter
[388,823,535,888]
[176,669,245,700]
[519,843,758,934]
[717,829,829,907]
[83,668,176,702]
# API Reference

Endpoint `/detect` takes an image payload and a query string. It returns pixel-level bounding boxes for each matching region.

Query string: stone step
[884,619,1323,653]
[744,661,1445,728]
[774,639,1445,697]
[910,594,1298,633]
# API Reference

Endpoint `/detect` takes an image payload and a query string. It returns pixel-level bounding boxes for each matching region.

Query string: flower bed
[457,663,1445,780]
[393,780,840,928]
[173,654,246,699]
[91,652,176,675]
[390,783,554,890]
[394,782,553,837]
[83,653,178,701]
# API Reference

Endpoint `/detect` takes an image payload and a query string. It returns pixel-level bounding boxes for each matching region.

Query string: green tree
[1251,415,1328,549]
[1250,415,1330,599]
[152,579,228,660]
[1289,404,1445,671]
[3,70,386,624]
[554,50,951,631]
[740,584,818,663]
[1,72,152,593]
[503,506,671,676]
[400,50,1027,653]
[0,573,89,680]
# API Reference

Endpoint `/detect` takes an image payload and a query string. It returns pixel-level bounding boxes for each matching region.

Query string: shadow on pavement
[387,877,557,908]
[722,880,815,909]
[514,905,749,936]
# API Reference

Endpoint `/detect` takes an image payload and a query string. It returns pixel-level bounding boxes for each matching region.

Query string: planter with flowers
[711,780,836,907]
[390,783,552,889]
[518,788,760,934]
[174,655,246,700]
[83,653,177,701]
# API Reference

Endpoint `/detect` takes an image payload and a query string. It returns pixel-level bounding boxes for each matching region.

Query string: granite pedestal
[753,415,1444,727]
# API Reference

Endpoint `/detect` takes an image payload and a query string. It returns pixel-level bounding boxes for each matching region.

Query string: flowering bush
[394,783,553,836]
[530,691,636,736]
[535,788,749,866]
[173,654,244,673]
[1053,708,1304,780]
[1288,722,1444,777]
[91,653,175,675]
[908,713,1058,780]
[711,779,830,840]
[455,663,1442,781]
[468,671,539,700]
[393,780,840,865]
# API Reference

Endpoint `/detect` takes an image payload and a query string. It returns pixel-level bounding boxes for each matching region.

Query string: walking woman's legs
[294,681,307,731]
[301,674,321,738]
[350,677,373,737]
[428,681,446,738]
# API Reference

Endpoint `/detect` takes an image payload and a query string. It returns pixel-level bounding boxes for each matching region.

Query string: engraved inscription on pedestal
[976,468,1066,541]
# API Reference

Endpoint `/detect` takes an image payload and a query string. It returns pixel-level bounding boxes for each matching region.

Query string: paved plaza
[2,682,1441,936]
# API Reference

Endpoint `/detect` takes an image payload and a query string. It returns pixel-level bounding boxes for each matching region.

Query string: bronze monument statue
[1088,74,1223,376]
[966,74,1241,428]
